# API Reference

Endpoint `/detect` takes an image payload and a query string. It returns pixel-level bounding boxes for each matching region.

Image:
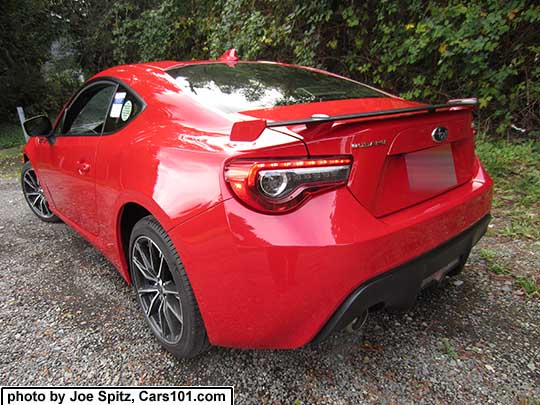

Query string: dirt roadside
[0,161,538,404]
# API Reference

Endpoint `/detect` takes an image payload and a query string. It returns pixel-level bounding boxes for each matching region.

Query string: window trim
[102,83,145,135]
[52,77,147,138]
[62,80,118,137]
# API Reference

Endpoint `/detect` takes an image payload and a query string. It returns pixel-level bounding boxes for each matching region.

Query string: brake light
[224,157,352,213]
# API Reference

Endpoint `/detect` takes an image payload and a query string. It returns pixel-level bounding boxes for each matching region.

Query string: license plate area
[372,144,460,217]
[405,144,457,193]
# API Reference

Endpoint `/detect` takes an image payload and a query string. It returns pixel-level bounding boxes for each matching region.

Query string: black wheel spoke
[138,285,159,295]
[43,201,51,216]
[24,178,38,191]
[157,299,165,335]
[133,257,157,282]
[163,281,179,296]
[156,254,164,279]
[162,299,177,336]
[23,168,54,219]
[30,194,41,207]
[146,292,160,316]
[135,244,154,276]
[166,298,183,323]
[147,239,155,271]
[132,235,184,343]
[24,174,39,191]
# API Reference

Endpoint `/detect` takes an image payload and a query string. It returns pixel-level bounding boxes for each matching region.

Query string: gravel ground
[1,173,539,404]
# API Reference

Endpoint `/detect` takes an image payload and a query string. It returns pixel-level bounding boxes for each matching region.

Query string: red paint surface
[24,59,493,349]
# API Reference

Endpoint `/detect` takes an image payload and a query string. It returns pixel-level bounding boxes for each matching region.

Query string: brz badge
[432,127,449,143]
[352,139,387,149]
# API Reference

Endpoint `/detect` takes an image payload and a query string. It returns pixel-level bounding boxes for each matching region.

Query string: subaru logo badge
[432,127,448,143]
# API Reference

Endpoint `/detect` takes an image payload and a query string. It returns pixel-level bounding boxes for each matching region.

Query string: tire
[21,161,61,223]
[129,215,210,358]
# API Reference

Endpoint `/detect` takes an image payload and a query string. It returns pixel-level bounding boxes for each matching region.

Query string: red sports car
[20,49,492,358]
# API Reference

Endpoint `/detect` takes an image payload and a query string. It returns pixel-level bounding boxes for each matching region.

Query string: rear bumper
[312,214,490,344]
[169,158,493,349]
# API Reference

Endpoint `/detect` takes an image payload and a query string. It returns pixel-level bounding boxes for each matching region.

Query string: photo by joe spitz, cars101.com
[20,49,493,359]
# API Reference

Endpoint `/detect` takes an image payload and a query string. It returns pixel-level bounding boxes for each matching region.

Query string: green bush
[355,1,540,136]
[0,123,25,149]
[476,134,540,238]
[2,0,539,138]
[199,0,540,137]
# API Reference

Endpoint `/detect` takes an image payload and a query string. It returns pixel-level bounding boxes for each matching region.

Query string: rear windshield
[166,62,384,114]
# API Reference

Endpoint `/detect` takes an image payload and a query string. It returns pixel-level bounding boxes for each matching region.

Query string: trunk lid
[241,99,476,217]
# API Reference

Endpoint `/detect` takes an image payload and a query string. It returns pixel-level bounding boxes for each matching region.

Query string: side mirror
[23,115,52,137]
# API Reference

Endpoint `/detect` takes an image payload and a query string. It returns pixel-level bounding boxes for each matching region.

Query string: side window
[103,86,143,133]
[63,84,116,135]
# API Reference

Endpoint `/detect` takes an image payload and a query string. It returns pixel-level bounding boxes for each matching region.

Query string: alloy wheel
[22,168,54,219]
[131,235,184,344]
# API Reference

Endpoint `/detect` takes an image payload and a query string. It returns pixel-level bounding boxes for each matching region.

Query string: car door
[35,81,117,236]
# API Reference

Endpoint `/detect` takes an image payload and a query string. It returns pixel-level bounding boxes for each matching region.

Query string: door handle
[77,161,91,175]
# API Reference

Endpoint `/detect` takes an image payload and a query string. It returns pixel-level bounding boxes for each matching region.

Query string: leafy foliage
[1,0,539,137]
[0,123,25,149]
[201,0,540,136]
[0,0,56,118]
[476,135,540,239]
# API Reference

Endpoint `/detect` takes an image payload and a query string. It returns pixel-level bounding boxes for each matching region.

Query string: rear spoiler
[230,98,477,142]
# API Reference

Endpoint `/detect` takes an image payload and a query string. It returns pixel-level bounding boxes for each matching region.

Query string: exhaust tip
[345,311,368,333]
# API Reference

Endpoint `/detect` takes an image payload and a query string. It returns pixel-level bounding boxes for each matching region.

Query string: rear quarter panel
[91,66,308,280]
[94,113,226,278]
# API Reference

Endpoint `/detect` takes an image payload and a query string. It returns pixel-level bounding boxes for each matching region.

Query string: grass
[479,248,510,275]
[515,276,540,297]
[441,338,459,360]
[475,135,539,297]
[479,248,540,297]
[518,397,540,405]
[0,123,24,178]
[475,135,540,240]
[0,145,22,159]
[0,146,23,178]
[0,123,25,149]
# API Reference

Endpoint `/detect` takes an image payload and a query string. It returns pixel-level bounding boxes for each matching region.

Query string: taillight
[224,156,352,214]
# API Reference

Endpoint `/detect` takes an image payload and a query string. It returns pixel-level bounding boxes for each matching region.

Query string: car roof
[91,59,331,105]
[92,48,360,85]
